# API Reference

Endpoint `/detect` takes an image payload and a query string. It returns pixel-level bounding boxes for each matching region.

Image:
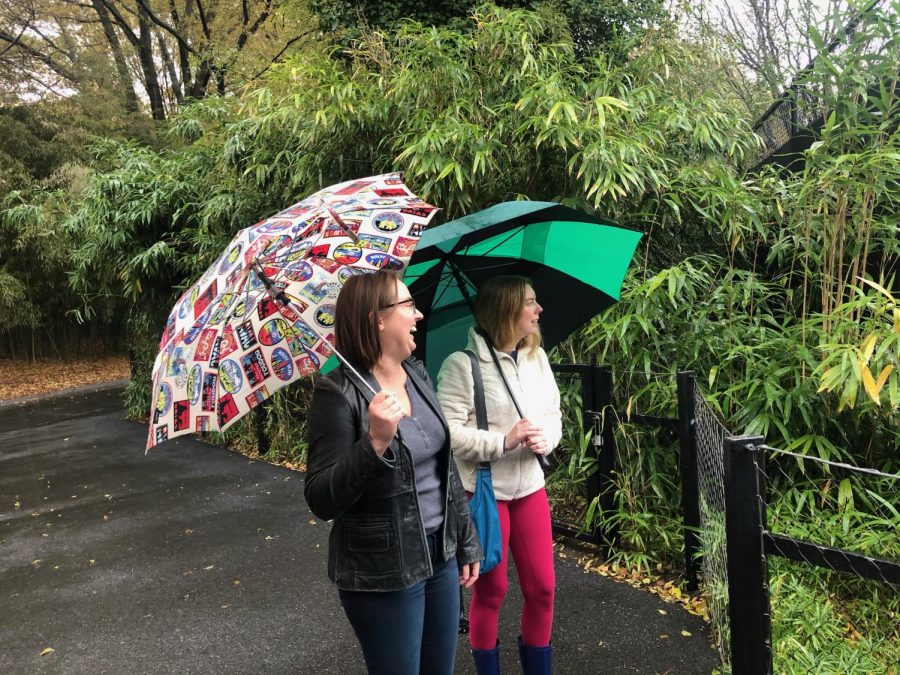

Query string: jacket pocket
[343,514,402,574]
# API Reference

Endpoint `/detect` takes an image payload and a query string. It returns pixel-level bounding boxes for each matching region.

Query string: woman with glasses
[304,269,482,675]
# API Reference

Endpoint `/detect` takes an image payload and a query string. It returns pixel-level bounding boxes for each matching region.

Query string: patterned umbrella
[147,173,437,450]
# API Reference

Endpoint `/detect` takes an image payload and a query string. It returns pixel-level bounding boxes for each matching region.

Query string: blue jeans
[338,535,460,675]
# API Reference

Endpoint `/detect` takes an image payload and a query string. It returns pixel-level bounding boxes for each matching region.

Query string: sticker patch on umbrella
[219,360,243,393]
[366,253,404,270]
[334,243,362,264]
[373,213,404,232]
[259,319,289,346]
[241,348,270,387]
[315,305,336,328]
[271,348,293,380]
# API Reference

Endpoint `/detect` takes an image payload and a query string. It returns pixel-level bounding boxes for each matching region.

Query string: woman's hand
[459,561,480,588]
[525,432,550,455]
[368,391,404,455]
[503,418,541,452]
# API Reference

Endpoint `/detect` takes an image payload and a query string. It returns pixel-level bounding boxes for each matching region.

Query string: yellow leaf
[875,364,894,393]
[681,630,692,637]
[860,333,877,363]
[860,362,881,405]
[894,308,900,334]
[40,648,55,656]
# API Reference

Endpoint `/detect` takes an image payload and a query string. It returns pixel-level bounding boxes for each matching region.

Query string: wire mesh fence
[760,446,900,673]
[692,382,733,668]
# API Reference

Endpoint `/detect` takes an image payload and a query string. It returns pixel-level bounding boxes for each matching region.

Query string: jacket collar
[466,326,516,365]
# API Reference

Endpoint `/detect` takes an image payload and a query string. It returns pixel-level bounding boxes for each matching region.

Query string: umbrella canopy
[147,173,437,450]
[404,201,642,379]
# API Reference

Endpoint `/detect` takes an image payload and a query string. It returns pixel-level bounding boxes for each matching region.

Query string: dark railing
[748,0,887,171]
[723,437,900,674]
[547,365,701,588]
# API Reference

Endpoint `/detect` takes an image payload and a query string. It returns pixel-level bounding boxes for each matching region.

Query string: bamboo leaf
[874,364,893,394]
[857,277,894,301]
[859,333,877,363]
[858,359,880,405]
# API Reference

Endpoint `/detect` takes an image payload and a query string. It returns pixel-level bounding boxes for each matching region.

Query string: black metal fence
[545,368,899,673]
[724,437,900,674]
[547,365,702,587]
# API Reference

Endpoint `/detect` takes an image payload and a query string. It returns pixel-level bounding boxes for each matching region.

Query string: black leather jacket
[304,357,482,591]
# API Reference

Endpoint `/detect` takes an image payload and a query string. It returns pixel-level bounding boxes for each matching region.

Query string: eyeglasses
[380,297,416,312]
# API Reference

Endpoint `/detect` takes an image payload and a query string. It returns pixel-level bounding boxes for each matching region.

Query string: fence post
[585,366,617,549]
[676,371,700,591]
[724,435,772,675]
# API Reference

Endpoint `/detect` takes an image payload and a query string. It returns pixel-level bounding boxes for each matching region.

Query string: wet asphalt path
[0,383,718,674]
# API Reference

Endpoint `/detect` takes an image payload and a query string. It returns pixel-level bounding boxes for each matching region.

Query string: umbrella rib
[409,259,523,300]
[456,224,524,258]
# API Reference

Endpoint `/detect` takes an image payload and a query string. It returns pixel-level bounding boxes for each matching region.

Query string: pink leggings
[468,487,555,650]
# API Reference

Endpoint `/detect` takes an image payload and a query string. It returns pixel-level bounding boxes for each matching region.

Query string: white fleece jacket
[436,327,562,501]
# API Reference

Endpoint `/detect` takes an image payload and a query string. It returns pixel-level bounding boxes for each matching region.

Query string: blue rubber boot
[471,641,500,675]
[518,635,552,675]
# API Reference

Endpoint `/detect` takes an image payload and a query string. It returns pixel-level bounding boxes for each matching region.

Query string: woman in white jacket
[436,276,561,675]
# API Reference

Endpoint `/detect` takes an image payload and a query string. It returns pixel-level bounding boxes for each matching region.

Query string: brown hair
[334,270,401,371]
[474,275,541,355]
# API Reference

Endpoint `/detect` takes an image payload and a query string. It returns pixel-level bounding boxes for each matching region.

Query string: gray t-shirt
[397,379,446,534]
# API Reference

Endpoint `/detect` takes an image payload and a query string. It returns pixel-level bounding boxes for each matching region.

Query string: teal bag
[464,350,503,574]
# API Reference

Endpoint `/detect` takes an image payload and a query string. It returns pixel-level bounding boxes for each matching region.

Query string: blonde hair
[474,276,541,355]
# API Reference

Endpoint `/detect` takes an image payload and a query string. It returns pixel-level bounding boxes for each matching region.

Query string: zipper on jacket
[501,351,529,500]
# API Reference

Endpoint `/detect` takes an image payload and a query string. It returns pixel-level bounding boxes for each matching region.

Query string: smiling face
[377,279,423,363]
[513,285,542,344]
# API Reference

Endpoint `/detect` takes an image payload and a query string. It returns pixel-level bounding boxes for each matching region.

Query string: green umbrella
[404,201,643,379]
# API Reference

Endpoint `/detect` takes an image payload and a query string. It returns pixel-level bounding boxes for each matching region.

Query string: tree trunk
[156,31,184,105]
[187,60,212,100]
[91,0,141,113]
[168,0,192,101]
[138,5,166,120]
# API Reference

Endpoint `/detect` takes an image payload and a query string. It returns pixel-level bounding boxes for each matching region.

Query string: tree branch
[133,0,200,56]
[91,0,141,48]
[0,28,80,82]
[249,31,308,82]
